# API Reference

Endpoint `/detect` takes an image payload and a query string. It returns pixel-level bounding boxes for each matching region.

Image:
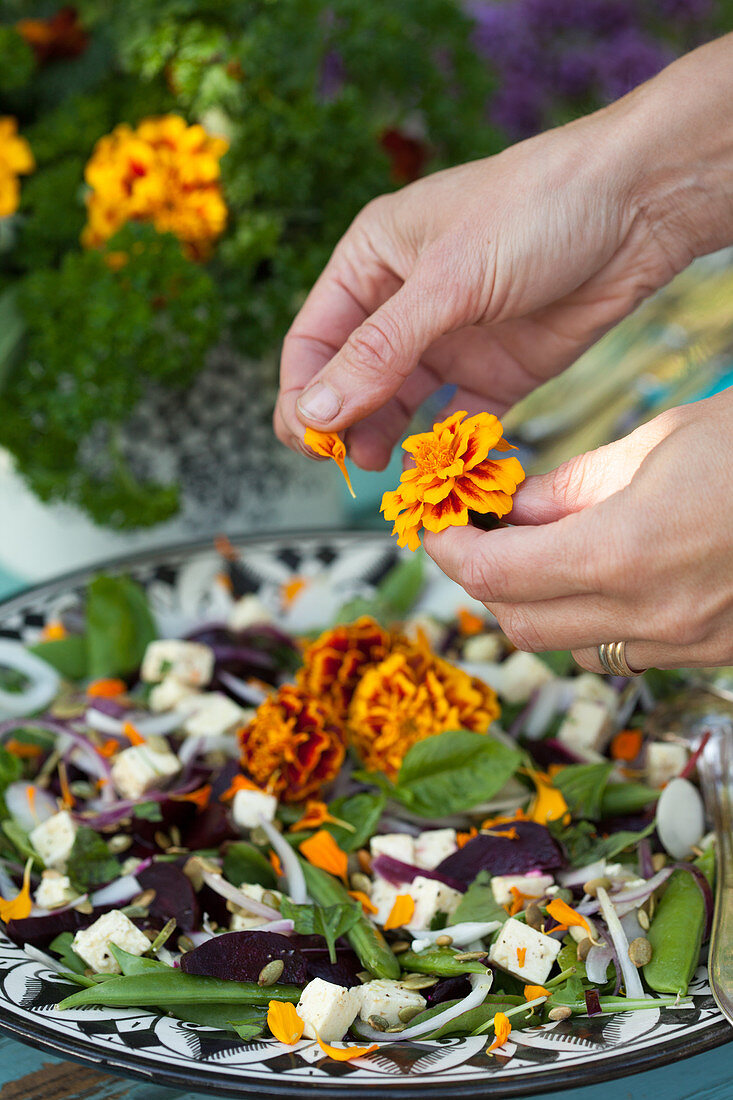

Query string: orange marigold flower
[298,616,394,718]
[348,636,500,779]
[381,411,524,551]
[17,7,89,63]
[0,117,34,218]
[303,428,355,498]
[81,114,228,259]
[238,684,345,803]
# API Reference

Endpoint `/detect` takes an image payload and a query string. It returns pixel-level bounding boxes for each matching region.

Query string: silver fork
[647,685,733,1026]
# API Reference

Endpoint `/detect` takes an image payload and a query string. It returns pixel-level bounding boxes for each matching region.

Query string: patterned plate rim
[0,528,729,1099]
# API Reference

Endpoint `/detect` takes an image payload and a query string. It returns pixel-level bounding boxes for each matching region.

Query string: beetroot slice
[436,821,565,885]
[180,930,307,983]
[137,863,200,931]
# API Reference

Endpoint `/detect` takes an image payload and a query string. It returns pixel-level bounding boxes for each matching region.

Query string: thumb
[295,263,460,431]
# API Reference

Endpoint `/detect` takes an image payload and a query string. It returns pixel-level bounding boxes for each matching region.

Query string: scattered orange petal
[304,428,356,498]
[221,774,267,801]
[546,898,592,937]
[348,890,378,915]
[456,827,478,848]
[289,800,347,833]
[527,770,570,825]
[524,984,551,1001]
[4,739,42,759]
[516,947,527,967]
[383,893,415,930]
[610,729,643,762]
[123,721,146,747]
[484,827,519,840]
[269,851,284,879]
[507,886,533,917]
[86,678,127,699]
[299,830,348,881]
[0,859,33,922]
[480,808,528,829]
[457,607,484,636]
[25,785,36,819]
[98,738,120,759]
[59,762,75,810]
[170,784,212,810]
[316,1036,378,1061]
[281,576,309,609]
[267,1000,304,1044]
[487,1011,512,1053]
[40,620,67,642]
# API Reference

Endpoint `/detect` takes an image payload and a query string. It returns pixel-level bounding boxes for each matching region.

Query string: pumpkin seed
[258,959,285,986]
[548,1006,572,1021]
[628,937,652,968]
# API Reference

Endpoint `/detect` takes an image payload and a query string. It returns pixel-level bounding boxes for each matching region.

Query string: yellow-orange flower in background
[297,616,395,718]
[81,115,228,259]
[381,411,524,551]
[348,635,500,779]
[17,7,88,63]
[0,118,34,218]
[304,428,355,498]
[238,683,345,803]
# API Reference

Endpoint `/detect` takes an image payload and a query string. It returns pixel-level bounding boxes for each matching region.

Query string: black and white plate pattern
[0,532,728,1097]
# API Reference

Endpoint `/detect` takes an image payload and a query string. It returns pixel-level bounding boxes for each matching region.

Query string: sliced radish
[656,777,705,860]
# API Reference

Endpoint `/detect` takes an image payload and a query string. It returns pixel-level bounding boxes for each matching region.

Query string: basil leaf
[50,932,87,975]
[552,763,614,820]
[67,826,120,889]
[333,552,425,625]
[86,574,157,679]
[168,1004,266,1034]
[133,801,163,822]
[280,898,360,964]
[601,781,659,818]
[29,635,88,681]
[229,1021,265,1041]
[223,841,277,890]
[324,792,386,852]
[392,730,522,818]
[546,974,586,1010]
[449,870,506,926]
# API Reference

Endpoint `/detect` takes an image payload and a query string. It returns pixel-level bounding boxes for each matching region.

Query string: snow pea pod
[644,847,715,996]
[57,969,302,1010]
[400,948,489,977]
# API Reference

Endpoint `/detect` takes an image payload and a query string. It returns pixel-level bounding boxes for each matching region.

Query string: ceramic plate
[0,532,728,1097]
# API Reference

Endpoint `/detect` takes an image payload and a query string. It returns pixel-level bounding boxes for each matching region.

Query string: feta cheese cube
[110,737,181,800]
[463,632,504,663]
[35,870,77,910]
[490,873,554,907]
[72,910,151,974]
[182,692,246,739]
[229,884,283,930]
[410,876,462,930]
[557,699,612,756]
[414,829,457,870]
[227,595,273,633]
[489,917,561,985]
[149,675,199,713]
[231,787,278,831]
[646,742,688,788]
[141,640,214,687]
[498,651,554,704]
[571,673,617,710]
[370,878,402,926]
[29,810,77,870]
[356,980,426,1027]
[370,833,415,865]
[297,977,359,1041]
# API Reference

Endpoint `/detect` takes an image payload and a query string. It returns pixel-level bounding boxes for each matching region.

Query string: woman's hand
[424,390,733,672]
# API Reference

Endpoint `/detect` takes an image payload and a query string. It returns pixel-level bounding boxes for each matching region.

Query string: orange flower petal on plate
[267,1000,304,1044]
[383,893,415,930]
[349,890,378,915]
[0,858,33,922]
[524,984,551,1000]
[4,739,42,759]
[170,783,212,810]
[40,620,67,642]
[457,607,484,636]
[299,830,348,881]
[304,428,355,498]
[122,721,146,747]
[86,678,127,699]
[270,851,284,879]
[546,898,592,936]
[610,729,643,762]
[528,770,570,825]
[316,1036,378,1061]
[220,774,267,801]
[487,1011,512,1053]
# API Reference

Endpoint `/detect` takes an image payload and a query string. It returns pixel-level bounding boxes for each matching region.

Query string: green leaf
[0,745,23,800]
[392,730,522,818]
[556,940,587,983]
[546,974,586,1010]
[223,842,277,890]
[552,763,614,820]
[229,1020,266,1041]
[537,651,573,675]
[67,826,120,890]
[600,781,659,818]
[50,932,87,975]
[167,1004,266,1034]
[449,870,506,926]
[86,574,157,679]
[323,792,386,852]
[109,944,168,976]
[2,820,41,865]
[332,552,425,624]
[134,801,163,822]
[28,635,89,681]
[280,898,360,964]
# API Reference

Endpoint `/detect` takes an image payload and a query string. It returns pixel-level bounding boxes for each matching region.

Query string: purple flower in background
[318,49,345,102]
[554,49,597,98]
[490,82,546,139]
[597,29,673,100]
[657,0,714,19]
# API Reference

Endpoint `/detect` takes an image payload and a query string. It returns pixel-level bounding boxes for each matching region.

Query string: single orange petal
[524,984,550,1000]
[86,678,127,699]
[4,739,42,759]
[349,890,378,915]
[170,783,212,810]
[546,898,592,937]
[456,826,478,848]
[421,477,456,505]
[528,771,569,825]
[383,893,415,930]
[221,774,266,801]
[98,738,120,759]
[420,494,469,534]
[457,607,484,636]
[267,1000,304,1044]
[40,620,67,642]
[59,762,75,810]
[123,721,146,747]
[270,851,284,879]
[316,1036,378,1061]
[299,830,348,881]
[0,858,33,922]
[281,576,308,608]
[516,946,527,967]
[487,1011,512,1053]
[304,428,355,498]
[610,729,643,762]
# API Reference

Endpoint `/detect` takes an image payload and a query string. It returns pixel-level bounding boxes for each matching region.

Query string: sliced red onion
[671,862,714,940]
[523,680,574,740]
[680,731,711,780]
[85,708,188,739]
[246,919,295,935]
[595,886,646,999]
[558,860,606,889]
[187,931,215,947]
[31,892,88,918]
[376,815,422,838]
[579,867,673,917]
[593,918,622,994]
[90,876,141,907]
[405,920,501,945]
[372,854,465,894]
[585,989,602,1016]
[217,670,268,707]
[356,972,494,1043]
[257,816,309,904]
[585,943,614,986]
[5,782,58,833]
[620,910,646,943]
[637,838,654,880]
[81,777,201,828]
[656,778,705,860]
[200,870,282,920]
[0,641,60,719]
[178,733,238,767]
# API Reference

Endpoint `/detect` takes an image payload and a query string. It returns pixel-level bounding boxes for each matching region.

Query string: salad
[0,547,715,1061]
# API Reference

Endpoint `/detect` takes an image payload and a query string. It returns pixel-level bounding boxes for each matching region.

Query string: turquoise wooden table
[0,563,730,1099]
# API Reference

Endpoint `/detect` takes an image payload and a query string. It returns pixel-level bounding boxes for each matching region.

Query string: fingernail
[298,381,342,423]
